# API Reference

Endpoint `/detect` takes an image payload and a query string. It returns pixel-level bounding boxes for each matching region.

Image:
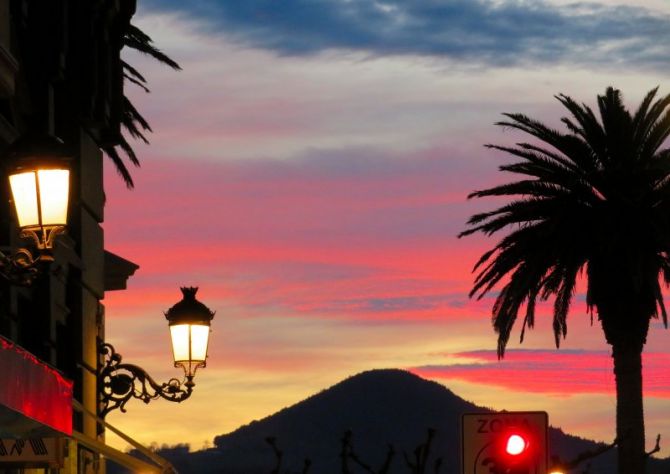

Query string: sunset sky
[102,0,670,457]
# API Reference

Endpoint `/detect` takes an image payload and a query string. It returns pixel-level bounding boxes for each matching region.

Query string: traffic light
[462,412,548,474]
[499,429,533,473]
[479,428,534,473]
[505,433,528,456]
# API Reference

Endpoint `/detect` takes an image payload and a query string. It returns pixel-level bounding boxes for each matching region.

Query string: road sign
[462,411,548,474]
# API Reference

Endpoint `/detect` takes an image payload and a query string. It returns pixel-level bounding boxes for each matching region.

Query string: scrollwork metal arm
[98,342,194,418]
[0,247,41,286]
[0,226,66,286]
[20,226,65,252]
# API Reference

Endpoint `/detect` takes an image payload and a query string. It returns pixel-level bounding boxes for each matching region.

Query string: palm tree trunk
[612,343,646,474]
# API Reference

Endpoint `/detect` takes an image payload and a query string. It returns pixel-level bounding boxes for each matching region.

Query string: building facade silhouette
[0,1,147,472]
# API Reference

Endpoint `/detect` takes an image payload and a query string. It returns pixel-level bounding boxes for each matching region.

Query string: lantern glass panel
[189,324,210,362]
[170,324,190,363]
[9,171,39,228]
[170,323,210,364]
[9,168,69,229]
[37,169,69,226]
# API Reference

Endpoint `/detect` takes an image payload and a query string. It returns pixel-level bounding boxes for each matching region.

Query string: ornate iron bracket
[20,226,65,253]
[98,342,194,418]
[0,226,66,286]
[0,247,41,286]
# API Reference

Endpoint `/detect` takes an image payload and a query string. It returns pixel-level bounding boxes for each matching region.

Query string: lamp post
[98,287,215,417]
[1,134,70,284]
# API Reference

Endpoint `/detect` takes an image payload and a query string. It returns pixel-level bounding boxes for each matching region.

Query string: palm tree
[460,87,670,474]
[102,23,181,188]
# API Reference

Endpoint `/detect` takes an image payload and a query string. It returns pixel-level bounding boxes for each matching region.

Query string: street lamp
[1,134,70,284]
[166,287,215,379]
[98,287,215,417]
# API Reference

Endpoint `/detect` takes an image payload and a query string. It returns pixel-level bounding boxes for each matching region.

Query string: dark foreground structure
[0,2,173,472]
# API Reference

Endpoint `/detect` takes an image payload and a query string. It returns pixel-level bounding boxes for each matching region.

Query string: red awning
[0,336,72,437]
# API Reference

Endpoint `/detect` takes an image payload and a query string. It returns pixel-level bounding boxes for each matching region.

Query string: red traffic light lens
[505,433,529,456]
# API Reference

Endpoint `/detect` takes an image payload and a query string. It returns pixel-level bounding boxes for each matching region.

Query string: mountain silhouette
[210,369,482,473]
[110,369,670,473]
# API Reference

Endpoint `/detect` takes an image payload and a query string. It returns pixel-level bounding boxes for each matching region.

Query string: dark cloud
[142,0,670,68]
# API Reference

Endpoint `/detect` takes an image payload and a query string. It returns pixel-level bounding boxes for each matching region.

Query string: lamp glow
[5,134,71,254]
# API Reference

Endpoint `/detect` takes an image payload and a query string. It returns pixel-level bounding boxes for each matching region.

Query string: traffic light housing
[462,412,548,474]
[479,429,534,473]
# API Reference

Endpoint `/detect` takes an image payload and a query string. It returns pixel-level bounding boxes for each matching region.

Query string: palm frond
[641,109,670,160]
[123,73,150,93]
[117,135,140,167]
[124,24,181,70]
[121,60,147,84]
[121,96,152,142]
[122,60,150,92]
[461,196,584,238]
[101,23,180,187]
[598,88,635,166]
[631,86,659,146]
[485,143,575,176]
[633,89,670,153]
[555,94,607,162]
[497,114,601,174]
[462,86,670,357]
[101,145,134,188]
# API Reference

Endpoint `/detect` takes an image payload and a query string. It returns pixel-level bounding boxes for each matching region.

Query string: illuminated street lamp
[9,161,69,250]
[166,287,215,380]
[98,287,215,417]
[1,134,70,284]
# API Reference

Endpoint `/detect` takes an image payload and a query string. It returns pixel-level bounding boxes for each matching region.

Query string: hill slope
[213,369,482,473]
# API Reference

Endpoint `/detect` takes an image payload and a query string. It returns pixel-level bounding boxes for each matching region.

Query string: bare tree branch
[646,434,661,458]
[265,437,283,474]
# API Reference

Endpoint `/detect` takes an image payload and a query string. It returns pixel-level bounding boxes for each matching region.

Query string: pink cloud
[411,350,670,398]
[103,148,494,322]
[102,147,610,333]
